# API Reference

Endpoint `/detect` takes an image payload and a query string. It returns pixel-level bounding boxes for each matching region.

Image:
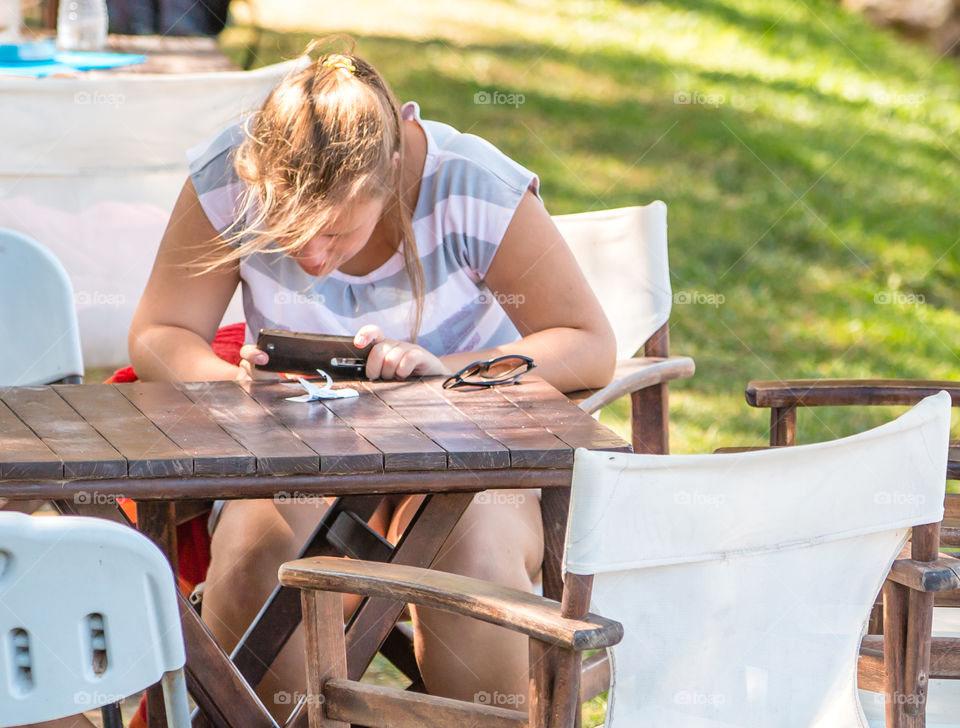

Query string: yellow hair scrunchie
[321,54,356,75]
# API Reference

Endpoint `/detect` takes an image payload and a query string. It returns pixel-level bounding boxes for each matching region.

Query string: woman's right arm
[129,178,244,382]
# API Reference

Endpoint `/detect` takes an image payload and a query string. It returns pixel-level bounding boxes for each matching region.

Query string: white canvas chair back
[551,203,671,359]
[0,512,188,727]
[565,391,951,727]
[0,58,304,366]
[0,228,84,385]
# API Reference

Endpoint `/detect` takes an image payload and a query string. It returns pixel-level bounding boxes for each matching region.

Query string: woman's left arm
[441,190,617,394]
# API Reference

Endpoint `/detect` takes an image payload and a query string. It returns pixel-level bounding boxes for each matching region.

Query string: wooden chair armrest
[716,444,960,479]
[568,356,695,414]
[278,556,623,650]
[745,379,960,409]
[888,556,960,593]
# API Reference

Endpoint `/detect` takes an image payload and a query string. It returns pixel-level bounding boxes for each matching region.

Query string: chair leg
[302,590,349,728]
[884,580,909,728]
[161,668,192,728]
[529,640,581,728]
[904,589,933,728]
[769,406,797,446]
[903,522,939,727]
[630,383,668,454]
[101,703,123,728]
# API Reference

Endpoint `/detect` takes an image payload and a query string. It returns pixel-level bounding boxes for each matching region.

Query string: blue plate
[0,40,57,63]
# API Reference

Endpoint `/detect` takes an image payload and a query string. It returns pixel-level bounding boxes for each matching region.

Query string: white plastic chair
[0,58,304,367]
[275,391,951,728]
[0,512,188,727]
[552,203,695,453]
[0,228,83,386]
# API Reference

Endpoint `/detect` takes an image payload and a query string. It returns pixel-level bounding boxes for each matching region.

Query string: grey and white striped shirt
[187,101,540,355]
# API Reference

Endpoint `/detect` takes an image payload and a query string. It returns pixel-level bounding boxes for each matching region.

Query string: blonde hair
[207,40,425,341]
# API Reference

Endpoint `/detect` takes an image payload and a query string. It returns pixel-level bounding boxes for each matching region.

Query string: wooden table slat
[53,384,193,478]
[317,382,447,472]
[242,381,383,474]
[426,378,574,468]
[176,381,319,475]
[1,387,126,479]
[367,380,510,470]
[496,377,632,453]
[0,399,62,479]
[115,382,256,476]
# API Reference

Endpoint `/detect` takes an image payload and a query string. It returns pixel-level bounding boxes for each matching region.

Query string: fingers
[239,344,268,367]
[394,348,427,379]
[364,338,392,380]
[237,345,280,381]
[380,342,413,380]
[354,324,384,348]
[367,340,447,380]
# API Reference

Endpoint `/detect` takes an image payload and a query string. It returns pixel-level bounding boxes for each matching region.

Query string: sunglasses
[442,355,536,390]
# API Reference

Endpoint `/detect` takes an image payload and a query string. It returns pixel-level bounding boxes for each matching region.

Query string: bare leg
[201,498,325,719]
[388,490,543,704]
[201,497,391,721]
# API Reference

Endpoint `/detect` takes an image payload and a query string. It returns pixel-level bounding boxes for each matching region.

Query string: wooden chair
[168,203,694,722]
[553,203,695,455]
[737,379,960,728]
[279,392,952,728]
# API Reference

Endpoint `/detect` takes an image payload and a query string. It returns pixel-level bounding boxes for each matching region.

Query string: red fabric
[106,321,247,383]
[111,323,245,728]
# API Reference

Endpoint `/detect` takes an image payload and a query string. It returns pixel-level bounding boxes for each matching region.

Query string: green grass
[217,1,960,723]
[221,0,960,455]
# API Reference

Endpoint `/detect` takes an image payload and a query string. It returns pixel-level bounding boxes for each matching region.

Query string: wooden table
[0,376,630,728]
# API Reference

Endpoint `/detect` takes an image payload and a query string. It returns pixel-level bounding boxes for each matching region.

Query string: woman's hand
[355,324,449,380]
[236,344,283,383]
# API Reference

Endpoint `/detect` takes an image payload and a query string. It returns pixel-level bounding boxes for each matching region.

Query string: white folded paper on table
[285,369,359,402]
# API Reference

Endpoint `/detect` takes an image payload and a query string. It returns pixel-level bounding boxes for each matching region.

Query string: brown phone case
[255,329,373,379]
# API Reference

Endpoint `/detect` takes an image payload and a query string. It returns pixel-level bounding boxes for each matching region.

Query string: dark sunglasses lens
[464,357,530,382]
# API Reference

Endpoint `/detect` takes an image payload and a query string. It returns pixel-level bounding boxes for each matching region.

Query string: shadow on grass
[220,14,960,448]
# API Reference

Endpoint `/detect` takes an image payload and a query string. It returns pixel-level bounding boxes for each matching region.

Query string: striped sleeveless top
[186,101,541,356]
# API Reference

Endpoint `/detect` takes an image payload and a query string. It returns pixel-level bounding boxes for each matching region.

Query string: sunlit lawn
[218,1,960,723]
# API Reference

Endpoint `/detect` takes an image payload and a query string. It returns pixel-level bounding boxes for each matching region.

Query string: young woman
[126,46,615,718]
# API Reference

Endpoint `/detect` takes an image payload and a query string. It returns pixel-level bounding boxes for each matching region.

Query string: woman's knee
[210,500,295,564]
[433,490,543,585]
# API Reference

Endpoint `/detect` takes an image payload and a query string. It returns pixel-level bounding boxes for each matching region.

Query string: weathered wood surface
[0,398,61,479]
[323,679,527,728]
[242,381,382,474]
[176,381,318,475]
[1,386,125,479]
[279,556,623,650]
[0,380,627,494]
[302,591,349,728]
[746,379,960,408]
[0,378,629,728]
[116,382,255,476]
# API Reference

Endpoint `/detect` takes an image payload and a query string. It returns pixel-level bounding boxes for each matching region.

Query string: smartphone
[255,329,373,379]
